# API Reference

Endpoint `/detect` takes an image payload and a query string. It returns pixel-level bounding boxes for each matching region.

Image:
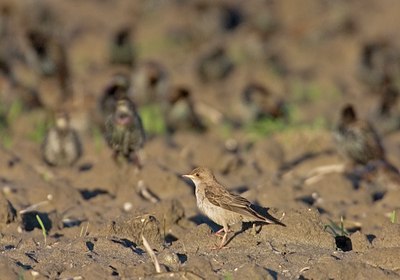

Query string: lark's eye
[195,173,199,177]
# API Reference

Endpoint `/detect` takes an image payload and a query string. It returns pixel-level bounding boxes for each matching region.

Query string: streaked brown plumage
[131,61,169,106]
[109,27,135,67]
[358,41,400,92]
[334,104,385,166]
[372,75,400,134]
[42,112,82,167]
[99,73,131,121]
[104,98,145,165]
[197,46,234,83]
[241,83,287,123]
[164,86,206,134]
[183,167,285,248]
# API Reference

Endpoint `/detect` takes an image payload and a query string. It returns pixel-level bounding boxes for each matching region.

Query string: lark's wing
[204,182,284,225]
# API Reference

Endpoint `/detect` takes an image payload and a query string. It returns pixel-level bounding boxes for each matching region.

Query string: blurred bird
[360,160,400,191]
[0,3,43,110]
[105,98,145,166]
[241,83,287,123]
[99,73,131,121]
[334,104,385,167]
[371,75,400,135]
[131,61,169,106]
[42,112,82,167]
[109,27,135,68]
[164,86,206,135]
[197,46,234,82]
[183,167,285,249]
[26,29,72,103]
[190,1,242,41]
[22,0,72,102]
[358,41,400,92]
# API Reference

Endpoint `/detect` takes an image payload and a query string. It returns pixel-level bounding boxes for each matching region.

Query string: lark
[333,104,385,166]
[183,167,285,248]
[104,98,145,166]
[42,112,82,167]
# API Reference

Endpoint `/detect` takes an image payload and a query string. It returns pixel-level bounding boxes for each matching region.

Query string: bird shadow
[225,222,258,247]
[251,206,286,227]
[188,214,221,232]
[225,219,280,247]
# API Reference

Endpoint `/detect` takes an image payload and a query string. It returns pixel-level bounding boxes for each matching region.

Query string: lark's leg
[218,224,229,249]
[214,228,224,237]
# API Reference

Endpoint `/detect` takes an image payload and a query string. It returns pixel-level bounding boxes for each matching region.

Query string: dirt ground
[1,0,400,279]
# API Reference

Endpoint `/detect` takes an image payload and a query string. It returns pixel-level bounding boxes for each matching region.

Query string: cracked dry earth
[1,0,400,279]
[1,129,400,279]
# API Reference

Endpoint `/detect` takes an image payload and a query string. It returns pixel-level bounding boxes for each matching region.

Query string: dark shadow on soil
[111,238,144,255]
[250,206,286,226]
[266,268,279,280]
[165,233,178,244]
[79,188,114,200]
[366,234,376,243]
[78,163,94,172]
[335,236,352,252]
[21,211,52,232]
[16,261,32,270]
[177,253,187,264]
[189,214,221,232]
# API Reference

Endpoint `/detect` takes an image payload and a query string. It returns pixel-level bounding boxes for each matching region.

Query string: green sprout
[36,214,47,246]
[324,216,349,237]
[390,210,397,224]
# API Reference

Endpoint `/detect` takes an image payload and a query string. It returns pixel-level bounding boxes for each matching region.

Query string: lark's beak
[182,174,194,180]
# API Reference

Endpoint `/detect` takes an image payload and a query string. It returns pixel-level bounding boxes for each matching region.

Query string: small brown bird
[131,61,169,106]
[105,98,145,166]
[241,83,287,123]
[334,104,385,166]
[371,75,400,134]
[358,41,400,93]
[109,26,135,67]
[164,86,206,135]
[182,167,285,249]
[42,112,82,167]
[99,73,131,121]
[197,46,234,83]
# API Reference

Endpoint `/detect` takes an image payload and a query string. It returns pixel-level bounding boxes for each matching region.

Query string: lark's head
[182,167,215,186]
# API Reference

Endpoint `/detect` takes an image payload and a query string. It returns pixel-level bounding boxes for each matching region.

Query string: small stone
[123,202,133,212]
[158,249,181,271]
